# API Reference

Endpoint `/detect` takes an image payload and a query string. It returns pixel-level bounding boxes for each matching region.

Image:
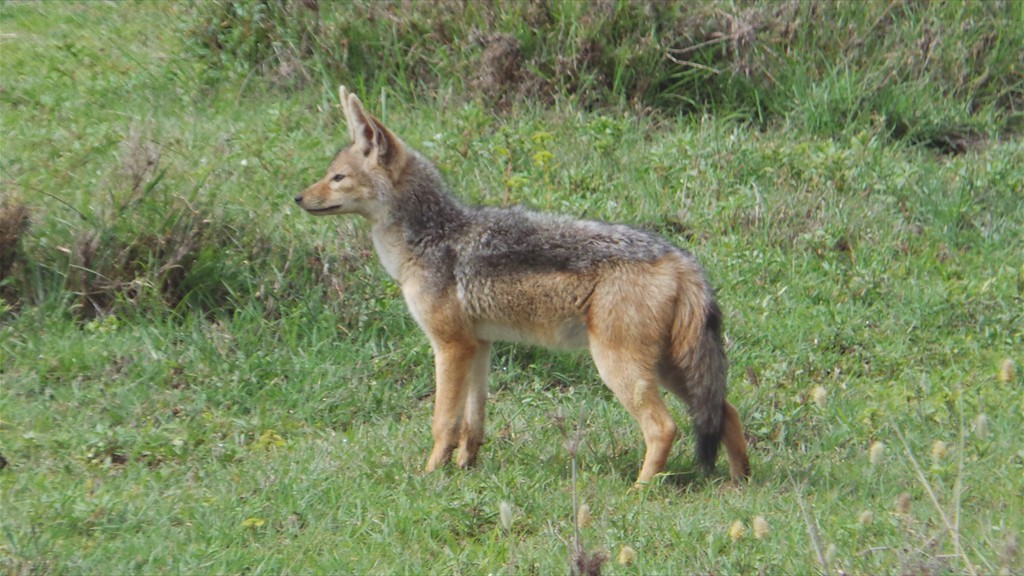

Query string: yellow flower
[252,429,286,450]
[729,520,746,542]
[617,545,637,565]
[531,150,554,170]
[241,517,266,529]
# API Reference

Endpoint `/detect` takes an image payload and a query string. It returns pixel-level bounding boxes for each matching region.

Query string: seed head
[973,413,990,439]
[576,503,592,529]
[752,516,770,539]
[811,386,827,409]
[895,492,912,515]
[930,440,948,467]
[499,501,513,532]
[998,358,1016,383]
[868,441,885,466]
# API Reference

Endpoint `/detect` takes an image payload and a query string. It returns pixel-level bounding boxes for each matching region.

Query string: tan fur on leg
[456,340,491,468]
[722,400,751,482]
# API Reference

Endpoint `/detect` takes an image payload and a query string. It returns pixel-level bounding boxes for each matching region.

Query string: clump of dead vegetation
[63,124,230,319]
[0,123,261,321]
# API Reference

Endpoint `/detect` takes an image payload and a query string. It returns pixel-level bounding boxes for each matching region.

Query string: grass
[2,2,1022,574]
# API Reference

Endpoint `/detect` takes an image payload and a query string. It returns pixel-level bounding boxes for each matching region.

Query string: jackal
[295,86,750,485]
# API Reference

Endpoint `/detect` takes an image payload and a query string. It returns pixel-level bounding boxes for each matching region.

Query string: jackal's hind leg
[457,341,491,468]
[590,341,678,486]
[722,400,750,482]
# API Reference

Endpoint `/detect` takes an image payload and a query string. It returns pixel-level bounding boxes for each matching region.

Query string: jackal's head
[295,86,407,221]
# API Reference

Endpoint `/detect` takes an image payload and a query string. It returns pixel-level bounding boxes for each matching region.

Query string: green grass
[2,2,1022,574]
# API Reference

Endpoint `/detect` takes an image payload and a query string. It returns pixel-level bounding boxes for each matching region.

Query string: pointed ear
[340,88,405,168]
[344,92,378,156]
[338,85,359,143]
[339,85,350,128]
[366,112,405,168]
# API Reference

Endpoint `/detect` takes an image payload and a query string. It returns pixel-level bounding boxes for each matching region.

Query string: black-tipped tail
[689,299,728,475]
[695,429,722,474]
[665,263,730,476]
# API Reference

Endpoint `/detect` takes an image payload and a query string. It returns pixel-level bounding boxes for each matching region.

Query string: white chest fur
[370,223,411,282]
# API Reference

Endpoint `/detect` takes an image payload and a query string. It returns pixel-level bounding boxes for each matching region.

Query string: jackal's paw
[424,454,449,473]
[455,452,478,469]
[629,479,658,493]
[729,474,751,486]
[729,465,752,485]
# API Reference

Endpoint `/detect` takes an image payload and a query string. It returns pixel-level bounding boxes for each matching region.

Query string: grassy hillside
[1,2,1021,574]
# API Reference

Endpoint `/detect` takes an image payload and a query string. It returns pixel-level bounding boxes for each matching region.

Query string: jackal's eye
[331,173,346,182]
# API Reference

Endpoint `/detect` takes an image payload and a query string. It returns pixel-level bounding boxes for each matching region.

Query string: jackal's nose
[293,194,303,204]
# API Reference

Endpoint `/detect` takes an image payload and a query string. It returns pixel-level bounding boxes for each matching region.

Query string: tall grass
[184,0,1022,142]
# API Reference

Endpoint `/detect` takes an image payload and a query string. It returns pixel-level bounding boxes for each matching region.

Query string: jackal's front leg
[457,341,491,468]
[425,341,478,472]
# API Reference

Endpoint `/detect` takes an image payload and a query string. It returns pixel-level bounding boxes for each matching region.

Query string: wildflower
[241,517,265,529]
[729,520,745,542]
[617,545,637,565]
[252,429,286,450]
